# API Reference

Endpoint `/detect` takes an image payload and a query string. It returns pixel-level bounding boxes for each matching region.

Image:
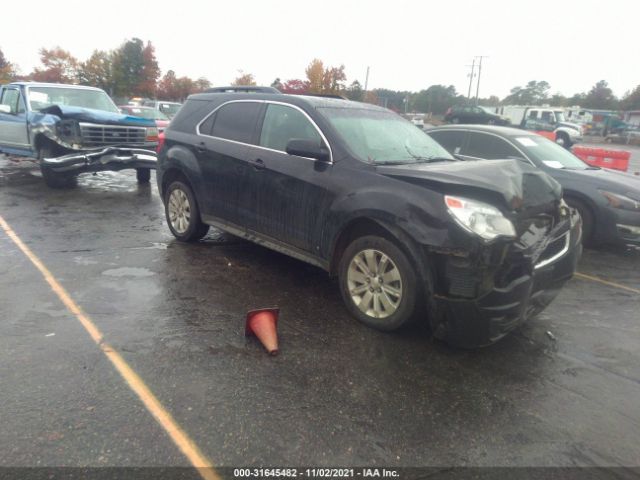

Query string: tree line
[2,43,640,113]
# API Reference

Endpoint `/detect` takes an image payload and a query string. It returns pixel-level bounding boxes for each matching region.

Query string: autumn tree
[232,71,256,86]
[30,47,80,83]
[305,59,325,93]
[0,48,17,84]
[193,77,212,93]
[111,38,145,97]
[78,50,113,93]
[280,79,309,94]
[136,41,160,98]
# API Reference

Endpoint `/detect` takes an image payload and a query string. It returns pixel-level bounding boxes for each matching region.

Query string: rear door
[460,132,529,162]
[0,87,30,150]
[243,102,332,252]
[196,100,262,227]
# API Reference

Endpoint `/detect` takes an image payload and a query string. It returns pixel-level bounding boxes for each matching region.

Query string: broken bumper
[433,216,582,348]
[41,147,157,175]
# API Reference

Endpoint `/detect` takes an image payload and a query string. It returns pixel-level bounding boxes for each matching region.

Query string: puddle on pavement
[0,155,40,186]
[102,267,156,278]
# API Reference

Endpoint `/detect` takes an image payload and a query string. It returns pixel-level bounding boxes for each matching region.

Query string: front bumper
[41,147,157,175]
[432,213,582,348]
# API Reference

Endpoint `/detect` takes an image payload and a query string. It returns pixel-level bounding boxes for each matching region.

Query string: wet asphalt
[0,154,639,472]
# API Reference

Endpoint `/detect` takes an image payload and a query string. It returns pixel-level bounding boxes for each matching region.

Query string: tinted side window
[259,104,322,152]
[211,102,261,144]
[428,130,466,155]
[463,132,524,160]
[199,112,216,135]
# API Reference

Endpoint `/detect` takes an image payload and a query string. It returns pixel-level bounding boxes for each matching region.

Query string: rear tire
[38,144,76,189]
[338,235,419,332]
[136,168,151,184]
[164,180,209,242]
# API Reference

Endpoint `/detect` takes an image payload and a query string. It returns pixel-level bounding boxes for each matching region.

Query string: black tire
[38,144,76,189]
[136,168,151,184]
[451,117,460,124]
[556,132,571,149]
[338,235,419,332]
[565,197,595,247]
[164,180,209,242]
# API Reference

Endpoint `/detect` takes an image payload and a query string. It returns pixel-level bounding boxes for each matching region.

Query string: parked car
[444,105,509,126]
[141,100,182,119]
[426,125,640,246]
[119,105,170,133]
[157,92,581,348]
[0,82,158,188]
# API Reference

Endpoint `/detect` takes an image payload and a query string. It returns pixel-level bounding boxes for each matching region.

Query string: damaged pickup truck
[0,82,158,188]
[158,93,583,347]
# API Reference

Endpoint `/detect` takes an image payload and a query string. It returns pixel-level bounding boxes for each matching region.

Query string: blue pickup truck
[0,82,159,188]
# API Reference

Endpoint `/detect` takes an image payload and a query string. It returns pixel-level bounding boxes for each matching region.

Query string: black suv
[444,105,509,125]
[157,92,582,347]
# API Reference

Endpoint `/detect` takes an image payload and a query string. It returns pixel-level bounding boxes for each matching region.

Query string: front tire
[566,197,595,247]
[164,180,209,242]
[338,235,419,331]
[136,168,151,184]
[38,144,76,189]
[556,132,571,149]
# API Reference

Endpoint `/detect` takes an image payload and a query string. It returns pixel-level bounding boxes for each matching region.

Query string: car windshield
[319,107,454,164]
[513,135,590,169]
[123,107,169,121]
[27,87,119,114]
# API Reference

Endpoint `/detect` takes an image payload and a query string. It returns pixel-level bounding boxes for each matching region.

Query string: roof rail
[298,93,348,100]
[204,86,281,94]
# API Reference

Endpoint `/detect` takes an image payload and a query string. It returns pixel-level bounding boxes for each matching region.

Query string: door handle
[252,158,266,171]
[196,142,206,153]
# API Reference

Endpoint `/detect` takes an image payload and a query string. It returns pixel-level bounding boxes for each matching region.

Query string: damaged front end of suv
[0,83,159,188]
[379,159,583,348]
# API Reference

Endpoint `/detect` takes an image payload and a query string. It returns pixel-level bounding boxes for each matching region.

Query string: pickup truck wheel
[164,180,209,242]
[136,168,151,184]
[38,145,76,189]
[556,132,571,149]
[339,236,418,331]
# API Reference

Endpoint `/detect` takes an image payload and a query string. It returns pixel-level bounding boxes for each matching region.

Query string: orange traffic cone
[245,308,279,355]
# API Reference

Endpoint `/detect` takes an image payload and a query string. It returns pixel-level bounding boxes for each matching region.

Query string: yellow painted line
[0,215,220,480]
[575,272,640,295]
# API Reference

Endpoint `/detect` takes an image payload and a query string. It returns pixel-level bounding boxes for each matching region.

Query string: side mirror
[286,139,330,162]
[0,104,12,114]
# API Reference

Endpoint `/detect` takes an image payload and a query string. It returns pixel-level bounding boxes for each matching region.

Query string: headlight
[145,127,159,141]
[599,190,640,211]
[444,195,516,241]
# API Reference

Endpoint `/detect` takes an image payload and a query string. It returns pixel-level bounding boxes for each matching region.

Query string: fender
[159,139,205,200]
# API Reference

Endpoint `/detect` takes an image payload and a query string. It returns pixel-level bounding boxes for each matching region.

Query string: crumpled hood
[39,105,156,128]
[377,159,562,212]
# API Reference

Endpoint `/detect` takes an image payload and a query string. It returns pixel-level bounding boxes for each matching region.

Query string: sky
[1,0,638,99]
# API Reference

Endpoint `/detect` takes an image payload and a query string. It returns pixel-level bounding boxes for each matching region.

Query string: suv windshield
[27,87,119,114]
[319,107,453,164]
[514,135,589,169]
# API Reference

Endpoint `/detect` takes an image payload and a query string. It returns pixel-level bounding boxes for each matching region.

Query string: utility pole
[475,56,488,105]
[466,58,476,101]
[364,66,370,92]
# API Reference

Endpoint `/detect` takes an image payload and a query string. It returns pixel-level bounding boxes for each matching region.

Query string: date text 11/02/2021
[233,468,399,478]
